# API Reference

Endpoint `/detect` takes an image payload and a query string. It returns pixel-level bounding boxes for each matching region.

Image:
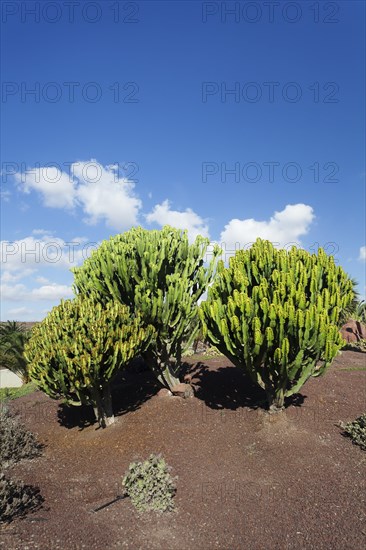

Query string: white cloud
[219,204,315,252]
[7,307,34,318]
[1,269,35,283]
[1,234,92,274]
[31,284,73,301]
[1,283,28,301]
[34,276,50,284]
[15,160,141,230]
[1,282,73,302]
[75,162,141,230]
[359,246,366,261]
[0,231,97,321]
[146,199,210,241]
[15,166,76,208]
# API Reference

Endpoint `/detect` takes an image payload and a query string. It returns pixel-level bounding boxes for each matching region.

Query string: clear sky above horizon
[1,0,365,321]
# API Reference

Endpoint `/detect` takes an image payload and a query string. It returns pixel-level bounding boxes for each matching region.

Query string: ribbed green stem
[200,238,355,409]
[143,350,180,391]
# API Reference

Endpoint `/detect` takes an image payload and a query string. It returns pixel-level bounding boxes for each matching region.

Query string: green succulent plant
[73,226,221,391]
[200,239,355,410]
[340,414,366,450]
[122,454,177,512]
[24,296,155,428]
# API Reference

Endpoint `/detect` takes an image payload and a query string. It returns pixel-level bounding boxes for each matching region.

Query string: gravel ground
[1,350,365,550]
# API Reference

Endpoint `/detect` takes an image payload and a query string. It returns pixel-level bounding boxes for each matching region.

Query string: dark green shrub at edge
[0,473,43,524]
[0,405,42,468]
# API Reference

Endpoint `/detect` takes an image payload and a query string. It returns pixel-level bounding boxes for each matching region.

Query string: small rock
[171,383,194,398]
[157,388,172,397]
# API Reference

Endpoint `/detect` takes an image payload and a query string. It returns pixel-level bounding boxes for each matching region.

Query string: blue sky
[1,0,365,321]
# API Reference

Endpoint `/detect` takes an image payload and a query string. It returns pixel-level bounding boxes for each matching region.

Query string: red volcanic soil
[1,350,365,550]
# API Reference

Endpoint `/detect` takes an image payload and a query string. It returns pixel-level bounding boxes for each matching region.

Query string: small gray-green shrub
[0,473,43,523]
[122,454,177,512]
[342,339,366,353]
[0,405,42,468]
[340,414,366,450]
[183,342,223,358]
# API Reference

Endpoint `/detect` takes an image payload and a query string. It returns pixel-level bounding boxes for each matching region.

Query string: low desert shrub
[122,454,177,512]
[0,382,37,402]
[204,345,223,357]
[0,405,42,468]
[0,472,43,523]
[340,414,366,450]
[342,339,366,353]
[182,342,223,358]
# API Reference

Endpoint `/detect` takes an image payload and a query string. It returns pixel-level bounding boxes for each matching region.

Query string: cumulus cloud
[1,233,94,274]
[7,307,35,319]
[31,284,73,301]
[1,269,35,283]
[359,246,366,261]
[15,166,76,208]
[219,204,315,252]
[1,282,73,302]
[74,161,141,230]
[0,232,94,315]
[1,283,28,301]
[15,160,141,230]
[146,199,210,241]
[34,276,50,284]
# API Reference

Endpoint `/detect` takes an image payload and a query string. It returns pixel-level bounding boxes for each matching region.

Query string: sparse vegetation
[0,405,42,468]
[0,405,44,523]
[183,342,223,359]
[0,472,43,524]
[351,300,366,324]
[342,339,366,353]
[340,414,366,451]
[0,382,37,402]
[122,454,177,512]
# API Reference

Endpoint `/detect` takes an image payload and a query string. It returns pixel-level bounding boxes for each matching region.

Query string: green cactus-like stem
[200,239,356,410]
[267,387,285,412]
[72,226,221,391]
[142,348,180,390]
[25,297,156,428]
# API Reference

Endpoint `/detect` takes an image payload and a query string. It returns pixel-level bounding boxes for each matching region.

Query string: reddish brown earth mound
[340,320,366,343]
[1,351,365,550]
